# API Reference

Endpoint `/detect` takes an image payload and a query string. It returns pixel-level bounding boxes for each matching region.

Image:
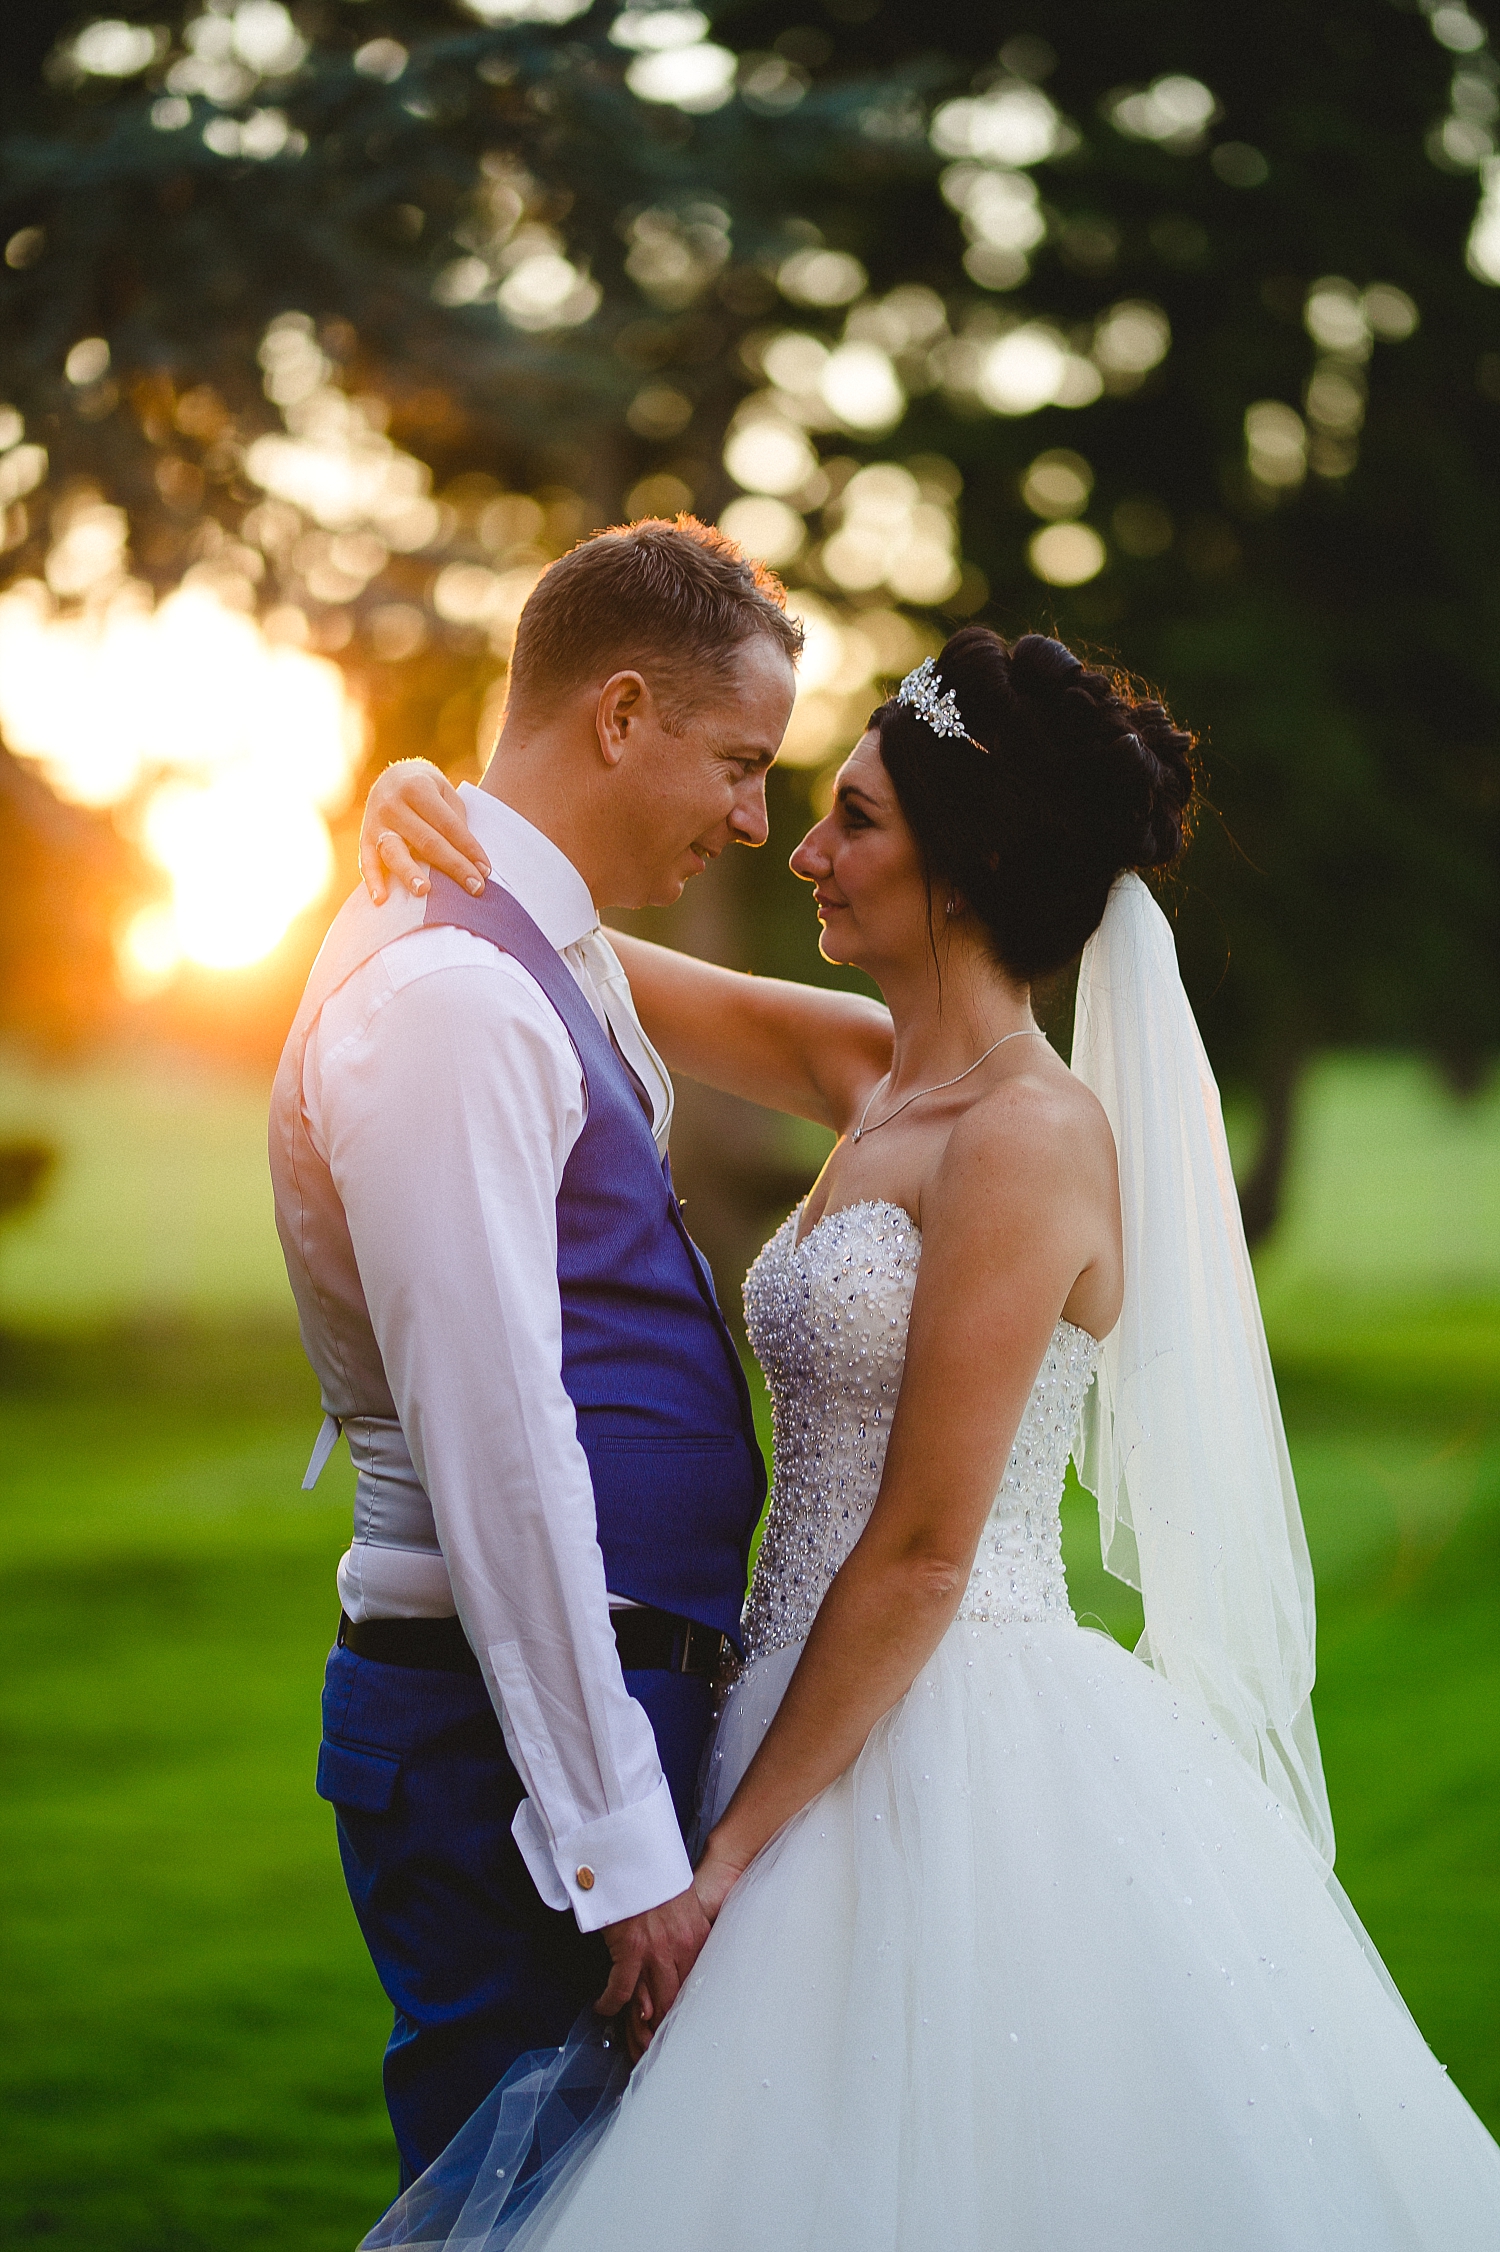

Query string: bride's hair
[872,626,1198,983]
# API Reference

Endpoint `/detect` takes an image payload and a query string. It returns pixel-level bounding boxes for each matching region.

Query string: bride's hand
[359,758,491,905]
[692,1836,749,1925]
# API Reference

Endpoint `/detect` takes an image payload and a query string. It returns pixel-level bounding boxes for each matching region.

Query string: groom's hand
[597,1883,711,2060]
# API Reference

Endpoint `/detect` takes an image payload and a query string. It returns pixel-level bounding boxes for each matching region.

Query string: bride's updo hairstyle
[872,626,1198,983]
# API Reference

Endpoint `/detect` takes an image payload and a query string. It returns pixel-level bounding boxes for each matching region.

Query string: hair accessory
[895,658,985,751]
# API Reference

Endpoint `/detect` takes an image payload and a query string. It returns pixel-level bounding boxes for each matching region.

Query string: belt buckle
[678,1620,727,1677]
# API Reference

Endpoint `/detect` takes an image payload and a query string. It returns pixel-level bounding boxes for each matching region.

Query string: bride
[352,625,1500,2249]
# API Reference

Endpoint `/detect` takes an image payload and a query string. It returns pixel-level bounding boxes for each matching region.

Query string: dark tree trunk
[1433,1042,1489,1101]
[0,1141,55,1225]
[1238,1047,1304,1250]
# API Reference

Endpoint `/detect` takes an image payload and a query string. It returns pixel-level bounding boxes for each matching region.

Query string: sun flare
[0,577,363,985]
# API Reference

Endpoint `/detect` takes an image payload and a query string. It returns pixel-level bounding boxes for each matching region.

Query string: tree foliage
[2,0,1498,1217]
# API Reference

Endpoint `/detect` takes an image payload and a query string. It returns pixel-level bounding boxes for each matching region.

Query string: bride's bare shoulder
[920,1064,1121,1331]
[931,1053,1118,1217]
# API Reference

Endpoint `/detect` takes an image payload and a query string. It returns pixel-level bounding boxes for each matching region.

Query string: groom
[269,519,800,2181]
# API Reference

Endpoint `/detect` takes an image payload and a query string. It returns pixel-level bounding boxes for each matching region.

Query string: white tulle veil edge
[1070,873,1335,1872]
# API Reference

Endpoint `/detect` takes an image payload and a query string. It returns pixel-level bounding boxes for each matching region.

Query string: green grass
[0,1328,389,2251]
[3,1312,1495,2251]
[0,1047,292,1327]
[1,1048,1497,2247]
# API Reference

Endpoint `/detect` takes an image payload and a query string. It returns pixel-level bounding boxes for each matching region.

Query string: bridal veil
[1070,873,1334,1868]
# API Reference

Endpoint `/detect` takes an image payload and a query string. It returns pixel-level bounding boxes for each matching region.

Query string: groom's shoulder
[299,881,426,1008]
[300,883,569,1055]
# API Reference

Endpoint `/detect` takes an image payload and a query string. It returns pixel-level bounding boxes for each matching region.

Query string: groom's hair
[507,517,803,729]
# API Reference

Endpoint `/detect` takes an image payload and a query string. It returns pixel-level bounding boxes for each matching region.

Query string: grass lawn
[0,1328,388,2252]
[1,1051,1497,2248]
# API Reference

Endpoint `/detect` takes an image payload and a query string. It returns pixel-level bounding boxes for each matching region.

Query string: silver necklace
[851,1028,1048,1142]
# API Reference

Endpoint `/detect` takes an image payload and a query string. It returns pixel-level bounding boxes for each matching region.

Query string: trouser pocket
[316,1737,400,1812]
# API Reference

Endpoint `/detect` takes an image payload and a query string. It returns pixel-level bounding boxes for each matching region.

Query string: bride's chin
[814,910,858,969]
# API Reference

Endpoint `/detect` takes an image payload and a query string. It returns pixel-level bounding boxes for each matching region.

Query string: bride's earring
[946,893,959,919]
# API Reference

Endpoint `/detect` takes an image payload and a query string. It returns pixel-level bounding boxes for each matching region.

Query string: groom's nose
[727,773,771,847]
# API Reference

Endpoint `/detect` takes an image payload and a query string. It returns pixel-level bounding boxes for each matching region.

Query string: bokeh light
[352,37,407,81]
[1021,449,1093,519]
[777,249,867,307]
[457,0,591,19]
[717,495,806,567]
[941,165,1046,292]
[819,341,905,434]
[1092,300,1172,386]
[1430,4,1487,53]
[930,81,1070,167]
[976,324,1069,415]
[70,18,159,77]
[498,252,602,331]
[1468,170,1500,282]
[723,411,819,496]
[1305,363,1365,436]
[609,7,710,49]
[244,318,443,549]
[1245,399,1308,491]
[65,338,111,387]
[1027,521,1106,585]
[776,594,932,768]
[624,205,730,309]
[1105,74,1218,149]
[1303,277,1372,358]
[153,0,307,107]
[432,560,543,647]
[760,332,829,394]
[1362,283,1419,339]
[820,462,962,605]
[623,31,736,112]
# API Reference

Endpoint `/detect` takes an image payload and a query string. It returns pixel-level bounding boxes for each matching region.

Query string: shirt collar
[457,785,598,952]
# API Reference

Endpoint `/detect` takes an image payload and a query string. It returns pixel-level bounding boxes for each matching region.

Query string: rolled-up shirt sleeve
[309,933,692,1930]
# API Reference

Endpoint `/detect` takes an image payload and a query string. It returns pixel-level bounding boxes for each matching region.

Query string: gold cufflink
[576,1865,595,1891]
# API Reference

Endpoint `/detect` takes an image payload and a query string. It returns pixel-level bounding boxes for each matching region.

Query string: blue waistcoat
[270,870,765,1647]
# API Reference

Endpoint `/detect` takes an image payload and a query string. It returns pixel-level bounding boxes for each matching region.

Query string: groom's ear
[595,671,650,766]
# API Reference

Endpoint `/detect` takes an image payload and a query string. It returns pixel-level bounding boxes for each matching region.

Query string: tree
[2,0,1497,1237]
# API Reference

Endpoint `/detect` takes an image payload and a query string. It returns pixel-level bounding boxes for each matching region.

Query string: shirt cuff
[510,1774,693,1933]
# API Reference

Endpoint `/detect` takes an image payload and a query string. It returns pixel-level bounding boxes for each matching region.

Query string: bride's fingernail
[466,875,484,894]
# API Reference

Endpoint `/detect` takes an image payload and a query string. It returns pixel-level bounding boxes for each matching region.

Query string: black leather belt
[337,1607,731,1680]
[612,1606,732,1678]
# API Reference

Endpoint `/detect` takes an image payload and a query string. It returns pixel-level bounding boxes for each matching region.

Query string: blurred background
[1,0,1497,2242]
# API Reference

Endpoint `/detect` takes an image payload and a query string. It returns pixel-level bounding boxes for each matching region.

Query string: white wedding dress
[376,1193,1500,2252]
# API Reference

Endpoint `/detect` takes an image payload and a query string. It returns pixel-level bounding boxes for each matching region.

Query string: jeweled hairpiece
[894,658,985,751]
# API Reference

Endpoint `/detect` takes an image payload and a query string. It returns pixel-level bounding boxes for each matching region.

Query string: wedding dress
[368,878,1500,2251]
[371,1194,1500,2251]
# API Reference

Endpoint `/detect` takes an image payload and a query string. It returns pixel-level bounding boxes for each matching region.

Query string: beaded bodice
[740,1199,1100,1662]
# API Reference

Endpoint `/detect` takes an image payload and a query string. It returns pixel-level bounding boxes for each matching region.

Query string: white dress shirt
[302,787,691,1930]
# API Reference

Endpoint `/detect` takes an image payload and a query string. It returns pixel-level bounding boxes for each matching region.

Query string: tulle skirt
[370,1616,1500,2252]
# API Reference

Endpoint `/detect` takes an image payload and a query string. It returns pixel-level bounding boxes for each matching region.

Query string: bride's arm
[604,930,890,1130]
[693,1084,1115,1916]
[357,758,893,1130]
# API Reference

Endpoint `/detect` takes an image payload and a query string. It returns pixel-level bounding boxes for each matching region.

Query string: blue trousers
[317,1641,714,2184]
